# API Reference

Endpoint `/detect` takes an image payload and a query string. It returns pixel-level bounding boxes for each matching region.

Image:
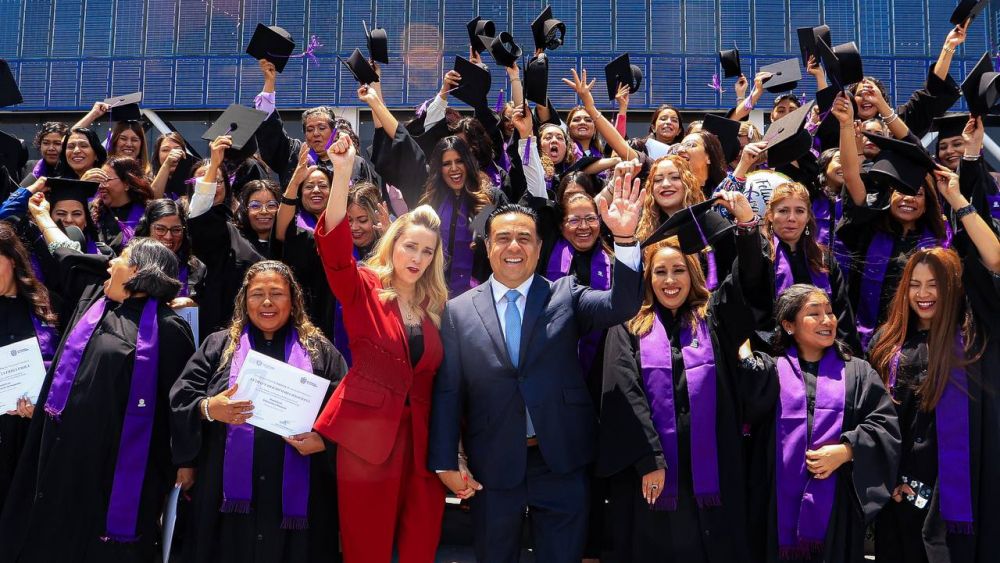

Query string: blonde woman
[313,135,449,562]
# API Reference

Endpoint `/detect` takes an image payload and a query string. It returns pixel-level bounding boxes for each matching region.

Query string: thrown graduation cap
[863,134,936,195]
[524,53,549,106]
[931,114,971,140]
[0,130,27,180]
[246,24,295,73]
[961,52,1000,116]
[451,56,491,108]
[641,197,735,254]
[605,53,641,100]
[341,48,380,84]
[363,21,389,64]
[201,104,269,151]
[796,25,832,67]
[45,177,99,206]
[816,40,864,88]
[763,101,815,168]
[0,60,22,108]
[950,0,988,25]
[719,44,741,78]
[531,6,566,52]
[104,92,143,122]
[467,17,496,54]
[702,114,742,163]
[759,59,802,93]
[479,32,522,68]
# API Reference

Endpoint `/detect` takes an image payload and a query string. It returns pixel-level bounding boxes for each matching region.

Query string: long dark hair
[135,198,192,261]
[648,105,684,144]
[235,180,281,237]
[108,121,150,171]
[57,127,107,178]
[0,223,57,325]
[420,136,493,214]
[448,117,495,171]
[883,179,948,242]
[150,131,187,171]
[771,284,851,358]
[90,156,154,221]
[693,131,729,192]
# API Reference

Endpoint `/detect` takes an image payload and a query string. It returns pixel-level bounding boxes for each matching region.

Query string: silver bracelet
[202,398,215,422]
[943,46,955,54]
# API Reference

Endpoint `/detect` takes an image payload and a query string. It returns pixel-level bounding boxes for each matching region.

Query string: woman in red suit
[312,131,458,561]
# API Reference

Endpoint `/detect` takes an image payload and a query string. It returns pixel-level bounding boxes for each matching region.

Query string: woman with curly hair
[169,260,347,563]
[19,121,68,185]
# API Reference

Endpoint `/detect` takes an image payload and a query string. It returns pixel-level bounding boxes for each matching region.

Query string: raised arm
[936,166,1000,273]
[728,71,771,122]
[323,134,356,232]
[150,145,184,199]
[72,101,109,130]
[831,92,867,206]
[857,80,909,139]
[806,55,828,91]
[275,144,314,242]
[27,192,73,248]
[360,84,398,139]
[562,68,636,161]
[932,21,968,82]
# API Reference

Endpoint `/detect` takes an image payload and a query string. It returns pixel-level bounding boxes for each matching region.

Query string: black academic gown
[741,352,900,563]
[596,227,775,563]
[169,326,347,563]
[94,201,147,255]
[277,216,336,339]
[0,249,195,562]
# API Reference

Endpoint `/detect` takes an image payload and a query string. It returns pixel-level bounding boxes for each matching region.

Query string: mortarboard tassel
[495,89,505,114]
[269,35,324,66]
[104,129,113,152]
[798,92,807,105]
[708,73,725,95]
[688,205,718,291]
[522,136,532,166]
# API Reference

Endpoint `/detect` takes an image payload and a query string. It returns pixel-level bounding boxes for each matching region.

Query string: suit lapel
[473,284,512,369]
[518,275,549,367]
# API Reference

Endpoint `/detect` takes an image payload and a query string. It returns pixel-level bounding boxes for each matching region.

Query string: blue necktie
[504,289,536,437]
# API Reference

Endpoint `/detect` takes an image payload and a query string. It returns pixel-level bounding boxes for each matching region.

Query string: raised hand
[753,71,773,92]
[615,83,630,111]
[327,133,356,173]
[561,68,596,109]
[27,192,50,219]
[511,103,533,138]
[945,21,968,49]
[961,115,984,155]
[735,74,749,99]
[598,171,645,238]
[374,201,392,233]
[440,69,461,99]
[830,92,854,125]
[933,167,963,208]
[715,190,755,223]
[209,136,232,168]
[357,84,381,107]
[259,58,277,91]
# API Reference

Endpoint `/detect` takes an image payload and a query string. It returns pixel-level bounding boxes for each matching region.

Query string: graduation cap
[479,32,522,68]
[0,130,27,181]
[863,134,936,195]
[796,25,832,67]
[961,52,1000,117]
[759,59,802,93]
[451,56,491,108]
[931,114,971,140]
[950,0,988,25]
[341,48,380,84]
[604,53,642,101]
[641,197,735,254]
[363,21,389,64]
[104,92,143,123]
[531,6,566,52]
[201,104,269,151]
[763,101,815,168]
[814,85,841,146]
[816,40,863,88]
[702,114,742,163]
[246,24,295,74]
[45,177,99,206]
[467,17,496,54]
[719,44,741,79]
[524,53,549,106]
[0,60,22,108]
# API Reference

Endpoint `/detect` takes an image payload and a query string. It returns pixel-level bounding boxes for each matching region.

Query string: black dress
[0,249,195,562]
[169,325,347,563]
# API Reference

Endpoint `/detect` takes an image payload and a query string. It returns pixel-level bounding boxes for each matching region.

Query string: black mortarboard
[531,6,566,52]
[950,0,988,25]
[814,85,841,147]
[0,60,22,108]
[816,40,864,88]
[702,114,742,163]
[931,114,971,140]
[479,32,522,68]
[246,24,295,74]
[863,134,936,195]
[641,197,735,254]
[104,92,143,122]
[759,58,802,93]
[605,53,641,101]
[630,64,643,92]
[524,53,549,106]
[451,56,491,108]
[364,21,389,64]
[796,25,831,67]
[0,130,27,180]
[719,44,741,78]
[201,104,269,151]
[45,177,99,206]
[763,101,815,167]
[341,48,380,84]
[962,52,1000,116]
[467,17,496,54]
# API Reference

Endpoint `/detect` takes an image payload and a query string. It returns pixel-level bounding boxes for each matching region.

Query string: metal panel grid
[1,0,997,112]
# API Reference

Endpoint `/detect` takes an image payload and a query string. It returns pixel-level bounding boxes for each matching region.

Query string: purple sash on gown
[438,195,476,296]
[115,203,146,247]
[773,236,831,296]
[545,238,611,375]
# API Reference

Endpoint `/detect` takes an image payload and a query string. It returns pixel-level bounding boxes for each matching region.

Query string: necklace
[398,298,421,326]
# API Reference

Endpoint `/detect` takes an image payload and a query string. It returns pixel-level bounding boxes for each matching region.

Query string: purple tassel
[269,35,323,66]
[494,89,505,114]
[220,499,253,514]
[522,136,532,166]
[708,73,725,94]
[281,516,310,530]
[798,92,807,105]
[103,129,112,152]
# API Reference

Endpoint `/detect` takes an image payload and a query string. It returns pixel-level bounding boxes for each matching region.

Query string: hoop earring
[804,226,810,236]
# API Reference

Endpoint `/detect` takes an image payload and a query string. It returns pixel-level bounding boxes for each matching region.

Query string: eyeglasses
[302,183,330,192]
[99,176,121,185]
[247,201,280,212]
[151,224,185,237]
[564,214,600,228]
[680,140,701,150]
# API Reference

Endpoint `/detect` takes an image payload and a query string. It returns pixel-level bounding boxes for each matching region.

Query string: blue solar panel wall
[1,0,996,112]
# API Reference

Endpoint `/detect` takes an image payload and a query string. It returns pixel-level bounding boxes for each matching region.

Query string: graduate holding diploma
[169,260,347,563]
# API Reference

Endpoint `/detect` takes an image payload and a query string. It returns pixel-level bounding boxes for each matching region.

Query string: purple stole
[115,203,145,247]
[330,247,360,367]
[32,159,54,178]
[773,237,831,296]
[177,263,190,297]
[306,134,336,166]
[812,197,850,268]
[988,193,1000,221]
[43,296,160,542]
[639,314,720,510]
[29,313,57,370]
[438,195,476,296]
[545,239,611,375]
[775,347,846,558]
[222,327,313,529]
[295,212,318,232]
[484,162,502,188]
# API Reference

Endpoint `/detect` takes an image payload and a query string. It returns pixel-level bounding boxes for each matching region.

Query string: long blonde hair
[627,243,710,337]
[364,205,447,327]
[635,156,705,241]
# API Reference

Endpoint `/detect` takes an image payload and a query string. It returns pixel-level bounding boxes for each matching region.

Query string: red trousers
[337,407,446,563]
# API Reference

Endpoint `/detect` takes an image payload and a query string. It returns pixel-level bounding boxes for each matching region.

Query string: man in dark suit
[429,175,646,562]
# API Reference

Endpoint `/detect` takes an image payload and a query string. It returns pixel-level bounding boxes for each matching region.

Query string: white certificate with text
[232,350,330,436]
[0,337,47,411]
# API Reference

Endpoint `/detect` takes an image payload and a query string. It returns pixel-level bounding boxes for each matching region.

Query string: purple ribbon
[307,131,337,166]
[494,89,505,114]
[812,197,850,269]
[269,34,323,66]
[116,202,146,247]
[32,159,54,179]
[222,327,313,529]
[687,206,718,290]
[775,346,845,559]
[639,313,720,510]
[438,195,475,297]
[773,236,831,296]
[522,137,532,167]
[295,212,318,232]
[28,313,57,370]
[545,238,611,375]
[104,129,113,152]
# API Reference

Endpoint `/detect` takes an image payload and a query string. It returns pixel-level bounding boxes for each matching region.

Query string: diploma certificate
[232,350,330,436]
[176,306,200,343]
[0,337,46,411]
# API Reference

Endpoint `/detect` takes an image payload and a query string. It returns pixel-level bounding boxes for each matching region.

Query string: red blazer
[312,216,443,476]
